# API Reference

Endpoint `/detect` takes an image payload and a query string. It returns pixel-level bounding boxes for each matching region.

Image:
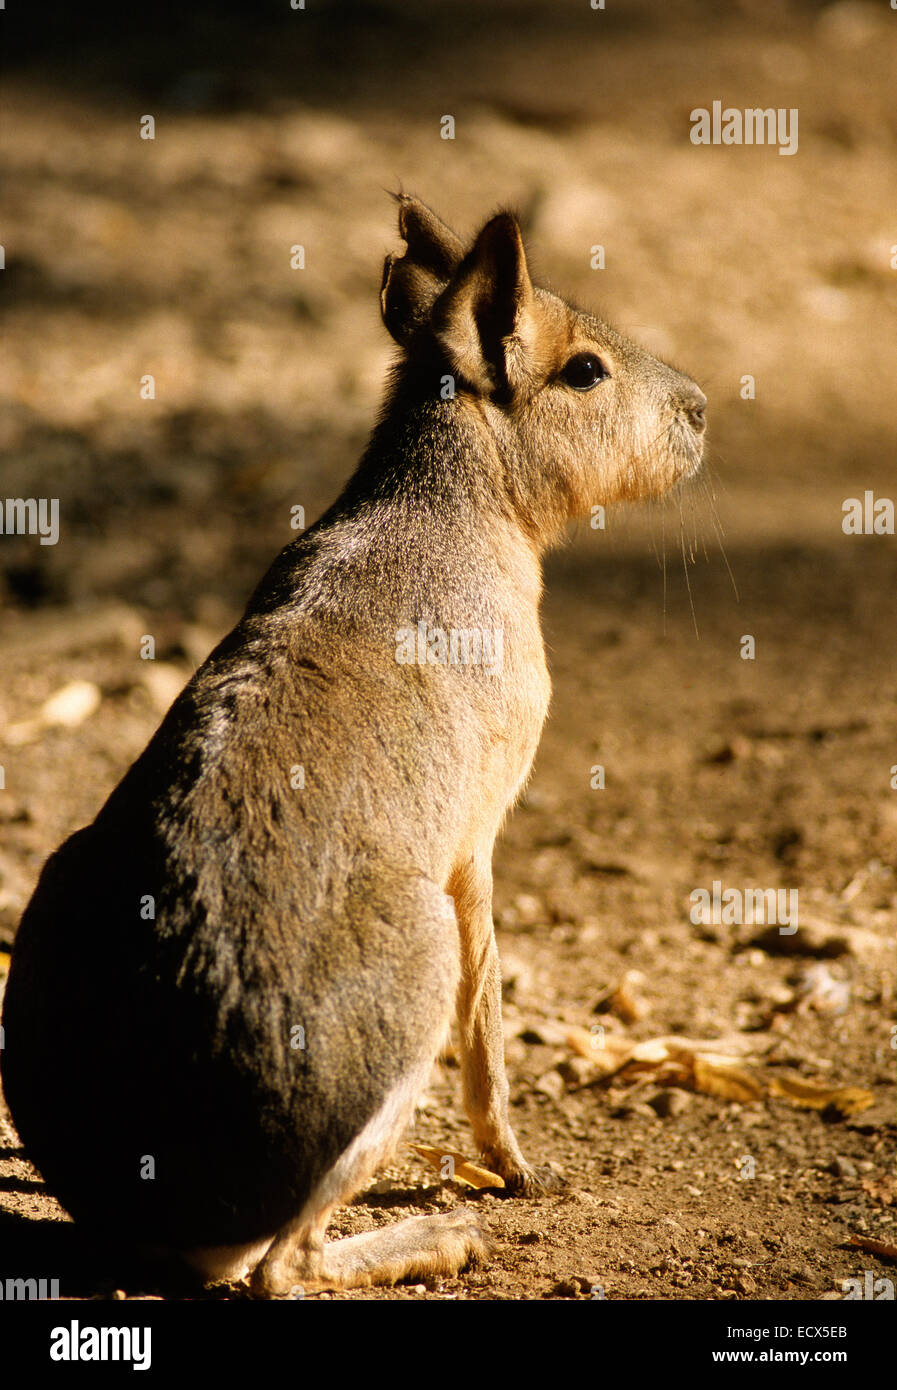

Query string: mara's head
[380,194,706,536]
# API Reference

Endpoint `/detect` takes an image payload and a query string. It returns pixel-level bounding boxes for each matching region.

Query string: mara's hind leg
[249,877,489,1296]
[250,1062,490,1297]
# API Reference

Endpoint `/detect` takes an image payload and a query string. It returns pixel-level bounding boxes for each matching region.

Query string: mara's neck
[339,376,567,555]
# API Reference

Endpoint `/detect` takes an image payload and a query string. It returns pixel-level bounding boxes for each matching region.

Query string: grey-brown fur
[0,196,705,1293]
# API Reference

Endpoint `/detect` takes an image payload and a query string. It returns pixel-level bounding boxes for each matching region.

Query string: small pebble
[534,1070,565,1101]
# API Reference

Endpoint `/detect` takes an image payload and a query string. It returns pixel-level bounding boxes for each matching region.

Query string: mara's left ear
[380,195,465,347]
[431,212,537,395]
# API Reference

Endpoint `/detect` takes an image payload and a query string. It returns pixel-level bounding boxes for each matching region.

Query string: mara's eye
[561,352,610,391]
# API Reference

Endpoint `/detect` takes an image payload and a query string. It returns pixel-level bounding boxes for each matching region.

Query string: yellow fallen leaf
[549,1015,876,1121]
[630,1038,680,1065]
[659,1035,766,1059]
[564,1025,634,1069]
[692,1055,765,1103]
[767,1073,874,1115]
[409,1144,505,1189]
[562,1029,770,1087]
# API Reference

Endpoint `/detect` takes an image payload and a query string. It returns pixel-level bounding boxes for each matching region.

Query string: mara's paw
[249,1207,492,1297]
[430,1206,494,1267]
[486,1159,566,1198]
[249,1258,315,1300]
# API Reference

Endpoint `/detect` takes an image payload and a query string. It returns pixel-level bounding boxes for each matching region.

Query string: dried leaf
[767,1073,874,1115]
[551,1020,875,1121]
[564,1025,634,1068]
[409,1144,505,1189]
[849,1234,897,1261]
[563,1029,771,1088]
[595,970,650,1024]
[630,1038,682,1064]
[692,1055,765,1103]
[860,1176,895,1207]
[642,1034,766,1059]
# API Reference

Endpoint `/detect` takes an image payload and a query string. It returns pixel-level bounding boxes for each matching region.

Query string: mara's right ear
[430,211,536,396]
[380,195,465,347]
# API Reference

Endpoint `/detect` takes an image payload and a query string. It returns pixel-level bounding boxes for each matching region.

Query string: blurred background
[0,0,894,1300]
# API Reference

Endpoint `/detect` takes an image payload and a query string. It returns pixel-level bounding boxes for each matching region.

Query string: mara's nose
[681,386,707,434]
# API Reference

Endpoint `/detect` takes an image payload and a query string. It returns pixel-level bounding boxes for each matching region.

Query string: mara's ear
[431,212,536,395]
[380,195,465,347]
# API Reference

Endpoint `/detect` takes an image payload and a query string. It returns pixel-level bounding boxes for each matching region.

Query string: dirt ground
[0,1,894,1302]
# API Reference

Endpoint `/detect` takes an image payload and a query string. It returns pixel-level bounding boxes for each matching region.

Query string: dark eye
[561,352,610,390]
